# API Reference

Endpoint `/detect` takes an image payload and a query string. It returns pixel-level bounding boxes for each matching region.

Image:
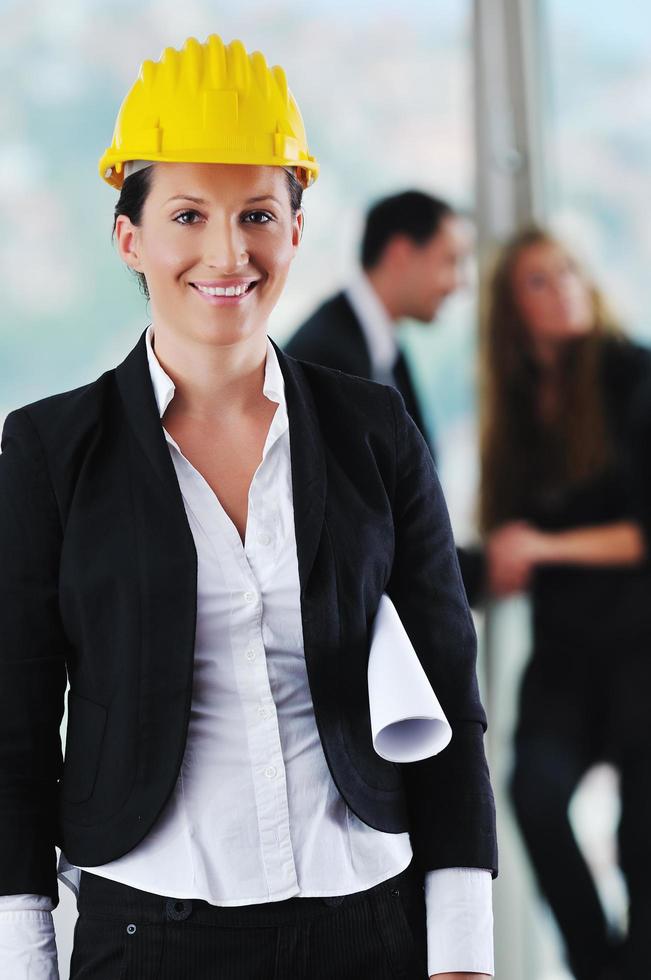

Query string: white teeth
[195,283,252,297]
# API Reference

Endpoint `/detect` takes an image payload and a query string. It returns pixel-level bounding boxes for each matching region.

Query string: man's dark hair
[361,191,454,271]
[111,167,304,300]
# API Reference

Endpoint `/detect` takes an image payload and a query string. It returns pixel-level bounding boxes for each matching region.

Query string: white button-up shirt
[0,326,493,977]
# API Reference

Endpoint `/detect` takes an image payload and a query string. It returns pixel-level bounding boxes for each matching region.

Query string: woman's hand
[486,520,551,596]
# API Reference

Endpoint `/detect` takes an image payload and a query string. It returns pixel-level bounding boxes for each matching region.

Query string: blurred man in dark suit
[285,191,468,459]
[285,190,484,601]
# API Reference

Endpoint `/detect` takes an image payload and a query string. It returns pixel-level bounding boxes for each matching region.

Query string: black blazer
[286,291,487,604]
[0,329,497,903]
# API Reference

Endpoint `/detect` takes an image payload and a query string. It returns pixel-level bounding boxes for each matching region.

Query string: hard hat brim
[99,151,318,191]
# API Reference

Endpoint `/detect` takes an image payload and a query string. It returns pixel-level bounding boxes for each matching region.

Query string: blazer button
[323,895,345,907]
[166,898,193,921]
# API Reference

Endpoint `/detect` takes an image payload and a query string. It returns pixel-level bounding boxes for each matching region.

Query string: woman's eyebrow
[246,194,282,205]
[163,193,282,206]
[164,194,208,205]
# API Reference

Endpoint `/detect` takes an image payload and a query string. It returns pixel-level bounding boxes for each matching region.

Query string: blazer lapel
[113,329,198,778]
[271,339,327,597]
[114,329,185,497]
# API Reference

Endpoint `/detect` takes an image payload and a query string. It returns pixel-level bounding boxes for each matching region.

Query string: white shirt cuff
[424,868,494,976]
[0,895,55,913]
[0,896,59,980]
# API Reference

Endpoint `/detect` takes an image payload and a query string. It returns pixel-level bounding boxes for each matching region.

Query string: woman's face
[115,162,303,348]
[510,241,594,351]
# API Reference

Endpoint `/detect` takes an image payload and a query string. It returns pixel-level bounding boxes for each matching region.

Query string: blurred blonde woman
[481,227,651,980]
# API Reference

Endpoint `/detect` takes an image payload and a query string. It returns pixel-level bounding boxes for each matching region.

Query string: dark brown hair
[360,191,453,270]
[479,227,622,532]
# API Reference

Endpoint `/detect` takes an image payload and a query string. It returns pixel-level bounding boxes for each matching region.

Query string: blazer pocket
[62,692,108,804]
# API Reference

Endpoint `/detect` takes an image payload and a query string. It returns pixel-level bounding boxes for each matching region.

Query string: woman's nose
[203,219,249,271]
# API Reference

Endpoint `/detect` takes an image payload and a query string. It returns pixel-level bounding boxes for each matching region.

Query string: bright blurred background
[1,1,650,977]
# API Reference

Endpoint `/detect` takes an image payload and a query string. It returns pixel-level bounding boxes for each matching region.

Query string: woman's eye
[526,274,547,290]
[173,210,202,225]
[243,211,273,224]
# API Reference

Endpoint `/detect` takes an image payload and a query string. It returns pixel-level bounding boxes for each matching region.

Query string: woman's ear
[292,208,304,250]
[114,214,144,272]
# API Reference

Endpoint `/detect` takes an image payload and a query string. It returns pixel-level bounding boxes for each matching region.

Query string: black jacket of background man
[0,329,497,903]
[286,291,486,603]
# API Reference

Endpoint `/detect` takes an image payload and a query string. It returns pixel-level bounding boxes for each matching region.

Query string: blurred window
[542,0,651,342]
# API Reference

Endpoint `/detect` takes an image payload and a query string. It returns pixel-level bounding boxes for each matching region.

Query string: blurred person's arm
[487,520,645,596]
[532,522,645,564]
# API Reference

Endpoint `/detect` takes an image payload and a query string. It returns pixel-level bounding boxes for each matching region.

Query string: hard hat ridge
[251,50,272,99]
[227,38,251,91]
[99,33,318,190]
[271,65,289,105]
[207,34,227,88]
[180,36,203,90]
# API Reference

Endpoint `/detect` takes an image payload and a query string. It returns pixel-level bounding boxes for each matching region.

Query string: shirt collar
[145,324,287,420]
[344,272,398,376]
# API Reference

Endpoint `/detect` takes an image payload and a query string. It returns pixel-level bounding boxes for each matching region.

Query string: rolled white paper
[368,594,452,762]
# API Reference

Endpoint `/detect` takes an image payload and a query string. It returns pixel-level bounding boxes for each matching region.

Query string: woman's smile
[190,278,261,305]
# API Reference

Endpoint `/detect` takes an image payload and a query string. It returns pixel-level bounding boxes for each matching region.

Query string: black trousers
[69,863,428,980]
[510,640,651,980]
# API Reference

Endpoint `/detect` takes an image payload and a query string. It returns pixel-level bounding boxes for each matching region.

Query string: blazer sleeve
[0,409,68,904]
[384,387,498,878]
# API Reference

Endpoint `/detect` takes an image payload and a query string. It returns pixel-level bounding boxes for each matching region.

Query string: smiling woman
[0,33,496,980]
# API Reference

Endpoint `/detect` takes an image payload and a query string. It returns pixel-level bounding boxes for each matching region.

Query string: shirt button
[243,591,256,603]
[257,532,271,546]
[264,766,277,780]
[245,649,257,662]
[257,705,270,719]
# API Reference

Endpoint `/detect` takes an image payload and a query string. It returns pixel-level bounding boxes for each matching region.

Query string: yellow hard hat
[99,34,319,191]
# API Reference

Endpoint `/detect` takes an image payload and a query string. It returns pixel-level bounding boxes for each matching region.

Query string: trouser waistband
[77,862,421,928]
